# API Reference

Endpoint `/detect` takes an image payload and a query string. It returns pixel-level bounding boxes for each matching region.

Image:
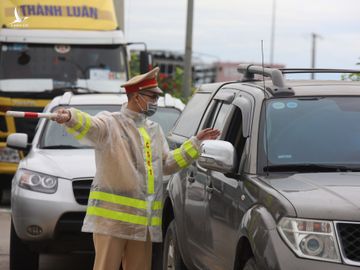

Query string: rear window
[172,93,210,137]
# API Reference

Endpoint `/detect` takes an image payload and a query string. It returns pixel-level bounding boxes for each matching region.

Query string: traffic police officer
[52,67,220,270]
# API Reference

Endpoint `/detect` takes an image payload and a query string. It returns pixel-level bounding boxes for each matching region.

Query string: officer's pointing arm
[162,128,220,175]
[52,108,109,146]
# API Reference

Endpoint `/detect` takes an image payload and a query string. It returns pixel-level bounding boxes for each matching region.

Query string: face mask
[137,95,158,117]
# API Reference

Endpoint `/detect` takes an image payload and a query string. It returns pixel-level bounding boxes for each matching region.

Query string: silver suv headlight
[278,217,341,263]
[16,169,58,194]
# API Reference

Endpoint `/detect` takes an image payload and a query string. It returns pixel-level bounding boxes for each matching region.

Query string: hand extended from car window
[52,108,71,124]
[196,128,221,141]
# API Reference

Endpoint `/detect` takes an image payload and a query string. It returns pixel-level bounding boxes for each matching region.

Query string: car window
[204,100,221,129]
[149,107,181,135]
[260,97,360,167]
[213,103,232,131]
[224,107,246,170]
[40,105,181,149]
[172,92,211,138]
[40,105,120,149]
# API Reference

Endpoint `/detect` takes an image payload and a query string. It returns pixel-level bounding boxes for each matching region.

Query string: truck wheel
[10,220,39,270]
[162,220,187,270]
[243,257,258,270]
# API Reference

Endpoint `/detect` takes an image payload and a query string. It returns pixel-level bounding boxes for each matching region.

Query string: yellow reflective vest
[64,104,200,242]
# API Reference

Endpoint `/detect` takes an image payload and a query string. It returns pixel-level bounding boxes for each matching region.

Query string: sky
[124,0,360,79]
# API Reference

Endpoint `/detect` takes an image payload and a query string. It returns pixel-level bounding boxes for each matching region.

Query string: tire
[10,220,39,270]
[243,257,258,270]
[162,220,187,270]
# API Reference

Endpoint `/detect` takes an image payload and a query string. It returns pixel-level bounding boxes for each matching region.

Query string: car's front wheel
[10,220,39,270]
[162,220,187,270]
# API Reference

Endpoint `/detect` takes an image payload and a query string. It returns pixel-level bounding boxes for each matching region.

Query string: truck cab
[0,0,138,196]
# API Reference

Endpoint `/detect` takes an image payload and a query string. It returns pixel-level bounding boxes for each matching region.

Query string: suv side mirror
[198,140,237,173]
[7,133,28,150]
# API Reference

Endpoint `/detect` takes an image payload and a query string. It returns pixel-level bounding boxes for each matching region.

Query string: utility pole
[270,0,276,65]
[311,32,321,80]
[183,0,194,99]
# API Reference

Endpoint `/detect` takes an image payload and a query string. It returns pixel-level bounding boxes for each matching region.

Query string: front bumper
[12,177,87,242]
[255,225,360,269]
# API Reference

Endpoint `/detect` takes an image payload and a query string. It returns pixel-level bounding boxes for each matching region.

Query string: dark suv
[158,65,360,270]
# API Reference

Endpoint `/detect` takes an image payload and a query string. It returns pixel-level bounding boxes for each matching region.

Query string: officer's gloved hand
[52,108,71,124]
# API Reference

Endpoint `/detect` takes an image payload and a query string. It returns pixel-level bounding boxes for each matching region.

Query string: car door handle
[187,171,195,183]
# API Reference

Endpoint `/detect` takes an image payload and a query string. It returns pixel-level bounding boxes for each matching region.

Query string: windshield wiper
[263,163,360,172]
[42,145,89,149]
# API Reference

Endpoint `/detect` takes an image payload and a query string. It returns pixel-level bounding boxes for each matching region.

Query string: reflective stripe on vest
[173,148,188,168]
[75,113,91,140]
[173,140,199,168]
[138,127,155,194]
[66,110,92,140]
[89,191,162,210]
[183,140,199,159]
[87,206,161,226]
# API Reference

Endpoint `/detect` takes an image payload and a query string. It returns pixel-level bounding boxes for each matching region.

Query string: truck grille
[337,222,360,263]
[72,179,92,205]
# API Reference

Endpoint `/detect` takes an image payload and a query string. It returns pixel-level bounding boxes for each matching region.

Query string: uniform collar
[122,103,146,124]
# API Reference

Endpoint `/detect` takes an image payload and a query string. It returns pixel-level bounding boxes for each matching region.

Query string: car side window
[204,100,221,129]
[172,92,210,138]
[203,101,232,133]
[225,107,247,170]
[213,103,232,132]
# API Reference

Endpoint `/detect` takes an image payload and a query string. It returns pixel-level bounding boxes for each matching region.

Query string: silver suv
[6,92,184,270]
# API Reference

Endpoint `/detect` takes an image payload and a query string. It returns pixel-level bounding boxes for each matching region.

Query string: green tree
[129,52,140,77]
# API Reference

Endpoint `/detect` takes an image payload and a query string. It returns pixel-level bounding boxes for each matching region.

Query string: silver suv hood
[21,149,95,180]
[267,172,360,221]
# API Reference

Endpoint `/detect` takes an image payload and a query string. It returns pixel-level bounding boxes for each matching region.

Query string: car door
[204,94,254,269]
[184,89,239,269]
[182,98,223,267]
[167,91,212,266]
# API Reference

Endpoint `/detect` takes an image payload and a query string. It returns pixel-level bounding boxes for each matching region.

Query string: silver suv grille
[336,222,360,264]
[72,179,92,205]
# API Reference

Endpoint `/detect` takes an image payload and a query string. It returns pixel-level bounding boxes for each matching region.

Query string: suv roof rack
[237,65,360,97]
[237,64,294,96]
[280,68,360,74]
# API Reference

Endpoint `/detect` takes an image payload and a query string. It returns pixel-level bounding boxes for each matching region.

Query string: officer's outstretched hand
[196,128,221,141]
[51,108,71,124]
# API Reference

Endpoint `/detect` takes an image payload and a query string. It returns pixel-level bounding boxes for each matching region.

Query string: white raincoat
[64,104,200,242]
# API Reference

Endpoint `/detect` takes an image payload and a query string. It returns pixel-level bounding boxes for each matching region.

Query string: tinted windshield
[0,43,126,83]
[259,97,360,170]
[40,105,181,149]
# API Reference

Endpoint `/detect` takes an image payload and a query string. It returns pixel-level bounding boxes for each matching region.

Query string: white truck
[0,0,148,198]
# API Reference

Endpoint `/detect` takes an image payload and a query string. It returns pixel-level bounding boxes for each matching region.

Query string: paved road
[0,207,94,270]
[0,209,10,270]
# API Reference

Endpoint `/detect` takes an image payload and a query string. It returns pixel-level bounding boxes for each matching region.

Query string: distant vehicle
[7,92,184,270]
[158,65,360,269]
